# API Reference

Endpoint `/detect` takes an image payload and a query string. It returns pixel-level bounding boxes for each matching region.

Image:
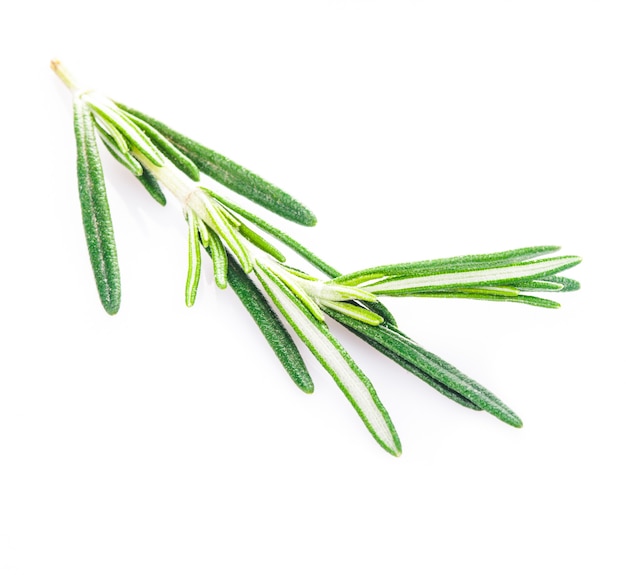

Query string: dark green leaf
[136,168,167,206]
[360,301,398,327]
[97,123,167,206]
[96,123,143,176]
[120,109,201,182]
[539,275,581,292]
[218,251,314,394]
[325,308,480,410]
[238,222,286,262]
[326,310,522,427]
[73,98,121,315]
[411,291,561,308]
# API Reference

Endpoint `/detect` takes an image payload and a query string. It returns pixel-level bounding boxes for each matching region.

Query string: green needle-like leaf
[73,97,121,315]
[321,301,383,326]
[359,300,398,327]
[136,168,167,206]
[256,263,402,456]
[94,114,131,155]
[96,123,143,176]
[85,94,164,168]
[506,279,563,292]
[325,307,481,410]
[202,195,253,274]
[413,290,562,308]
[219,252,314,394]
[97,124,167,206]
[334,246,565,285]
[539,275,581,292]
[363,256,582,296]
[185,211,202,307]
[120,110,201,182]
[237,222,286,263]
[205,226,228,289]
[326,311,522,427]
[114,103,317,226]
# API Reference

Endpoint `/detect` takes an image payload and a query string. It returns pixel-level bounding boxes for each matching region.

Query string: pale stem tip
[50,59,79,92]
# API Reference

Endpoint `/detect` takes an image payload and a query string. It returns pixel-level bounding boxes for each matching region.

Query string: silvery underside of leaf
[325,309,523,428]
[255,262,402,456]
[82,92,165,168]
[335,248,581,307]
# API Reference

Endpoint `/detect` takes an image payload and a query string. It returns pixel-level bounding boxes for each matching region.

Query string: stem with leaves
[53,60,582,455]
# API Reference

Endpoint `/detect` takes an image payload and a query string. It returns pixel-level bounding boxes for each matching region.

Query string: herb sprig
[53,60,581,455]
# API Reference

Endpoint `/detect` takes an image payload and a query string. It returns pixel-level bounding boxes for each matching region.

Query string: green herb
[53,60,582,455]
[72,95,121,315]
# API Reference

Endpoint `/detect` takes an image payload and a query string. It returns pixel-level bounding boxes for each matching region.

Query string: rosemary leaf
[73,97,121,315]
[220,252,314,394]
[202,193,253,274]
[541,275,581,292]
[326,311,522,427]
[256,265,402,456]
[360,301,398,328]
[85,94,164,168]
[334,246,565,285]
[414,291,562,308]
[120,109,201,182]
[185,211,202,307]
[237,222,287,263]
[97,124,167,206]
[325,308,481,410]
[94,114,130,154]
[96,123,143,176]
[506,279,565,292]
[136,168,167,206]
[114,103,317,227]
[205,227,228,289]
[364,256,582,296]
[405,340,523,427]
[321,301,384,326]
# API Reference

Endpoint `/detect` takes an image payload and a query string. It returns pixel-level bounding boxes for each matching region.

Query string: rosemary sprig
[53,61,582,455]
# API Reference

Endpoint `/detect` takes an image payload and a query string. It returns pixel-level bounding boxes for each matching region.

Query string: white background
[1,1,624,573]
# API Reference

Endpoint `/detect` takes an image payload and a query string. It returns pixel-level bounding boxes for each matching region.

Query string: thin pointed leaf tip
[53,61,582,456]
